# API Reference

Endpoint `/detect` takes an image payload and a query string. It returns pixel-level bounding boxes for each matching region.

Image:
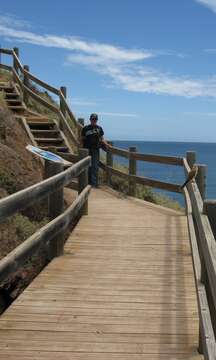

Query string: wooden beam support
[106,141,113,185]
[0,185,91,282]
[44,160,64,258]
[129,146,137,197]
[186,151,196,169]
[203,199,216,340]
[196,164,207,201]
[0,156,91,223]
[23,65,30,105]
[60,86,67,117]
[13,47,19,73]
[78,148,89,215]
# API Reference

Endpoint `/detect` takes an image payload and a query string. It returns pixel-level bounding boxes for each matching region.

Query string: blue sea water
[112,141,216,205]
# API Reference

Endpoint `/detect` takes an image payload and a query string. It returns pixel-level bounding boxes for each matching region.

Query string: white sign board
[26,145,71,165]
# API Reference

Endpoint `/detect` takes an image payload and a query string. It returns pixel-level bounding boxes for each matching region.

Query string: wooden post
[186,151,196,168]
[78,118,85,127]
[203,199,216,339]
[129,146,137,196]
[106,141,113,186]
[78,118,85,145]
[196,164,207,200]
[203,199,216,235]
[198,327,203,354]
[78,148,89,215]
[13,47,19,74]
[44,160,64,258]
[23,65,30,105]
[60,86,67,116]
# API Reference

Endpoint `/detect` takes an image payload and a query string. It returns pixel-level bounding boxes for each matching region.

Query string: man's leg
[90,149,99,187]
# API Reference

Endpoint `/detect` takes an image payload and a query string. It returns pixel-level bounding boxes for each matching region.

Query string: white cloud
[1,14,216,98]
[0,23,152,63]
[195,0,216,12]
[70,97,97,106]
[205,48,216,53]
[184,111,216,116]
[75,110,138,118]
[67,53,216,97]
[0,14,31,29]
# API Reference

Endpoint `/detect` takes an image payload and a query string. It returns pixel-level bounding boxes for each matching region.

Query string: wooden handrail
[184,186,216,359]
[103,164,182,193]
[0,185,91,282]
[59,90,78,129]
[23,69,60,96]
[12,50,24,73]
[0,156,91,222]
[0,47,81,149]
[183,159,216,358]
[109,146,129,158]
[0,64,12,71]
[0,48,13,55]
[131,152,183,166]
[108,145,184,165]
[23,83,60,113]
[58,110,79,147]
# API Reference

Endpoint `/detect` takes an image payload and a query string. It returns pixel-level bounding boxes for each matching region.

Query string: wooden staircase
[0,82,74,160]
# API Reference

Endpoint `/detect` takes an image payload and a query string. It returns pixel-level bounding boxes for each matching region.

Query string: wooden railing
[101,143,183,196]
[101,145,216,358]
[1,46,216,358]
[183,152,216,360]
[0,47,81,151]
[0,153,91,283]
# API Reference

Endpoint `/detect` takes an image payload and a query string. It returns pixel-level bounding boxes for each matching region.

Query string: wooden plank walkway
[0,187,203,359]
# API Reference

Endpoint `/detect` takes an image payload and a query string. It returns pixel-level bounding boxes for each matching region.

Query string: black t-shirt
[82,124,104,149]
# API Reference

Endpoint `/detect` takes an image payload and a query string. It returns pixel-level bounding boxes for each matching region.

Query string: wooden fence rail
[1,46,216,360]
[0,155,91,280]
[0,156,90,222]
[0,47,80,150]
[183,158,216,360]
[101,145,183,194]
[0,185,91,283]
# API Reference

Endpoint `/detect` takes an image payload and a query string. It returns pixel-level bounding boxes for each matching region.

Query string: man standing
[81,113,108,188]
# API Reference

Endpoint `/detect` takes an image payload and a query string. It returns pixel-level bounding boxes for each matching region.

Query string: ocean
[112,141,216,205]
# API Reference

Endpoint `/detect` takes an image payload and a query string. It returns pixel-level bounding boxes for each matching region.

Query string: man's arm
[100,136,109,147]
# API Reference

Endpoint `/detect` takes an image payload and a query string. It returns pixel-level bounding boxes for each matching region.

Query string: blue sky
[1,0,216,141]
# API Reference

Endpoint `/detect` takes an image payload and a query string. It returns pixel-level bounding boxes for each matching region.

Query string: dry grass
[0,69,12,82]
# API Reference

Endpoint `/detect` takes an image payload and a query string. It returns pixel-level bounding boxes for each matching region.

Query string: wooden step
[31,129,60,138]
[34,137,64,144]
[27,121,56,130]
[0,86,14,93]
[6,99,22,106]
[4,93,19,99]
[8,105,25,112]
[40,146,69,152]
[26,116,51,122]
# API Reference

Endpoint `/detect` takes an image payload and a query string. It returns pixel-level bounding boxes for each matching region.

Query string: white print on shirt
[85,128,101,137]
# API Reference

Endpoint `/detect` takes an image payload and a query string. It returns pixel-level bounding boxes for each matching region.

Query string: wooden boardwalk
[0,188,202,359]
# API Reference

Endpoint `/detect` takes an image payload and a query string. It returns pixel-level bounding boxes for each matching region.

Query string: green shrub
[0,69,12,82]
[13,213,48,241]
[0,171,18,194]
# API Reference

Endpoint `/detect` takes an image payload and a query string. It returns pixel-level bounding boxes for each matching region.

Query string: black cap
[90,113,98,121]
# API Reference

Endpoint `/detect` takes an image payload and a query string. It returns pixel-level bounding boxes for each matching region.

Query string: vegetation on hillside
[0,69,12,82]
[0,102,49,311]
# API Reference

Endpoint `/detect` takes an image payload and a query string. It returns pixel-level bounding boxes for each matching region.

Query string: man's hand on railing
[100,139,110,151]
